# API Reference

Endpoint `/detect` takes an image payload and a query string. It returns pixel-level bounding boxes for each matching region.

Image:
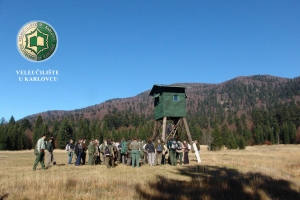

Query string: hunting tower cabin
[149,84,187,120]
[149,84,193,143]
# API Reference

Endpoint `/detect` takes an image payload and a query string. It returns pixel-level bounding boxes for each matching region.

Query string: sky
[0,0,299,121]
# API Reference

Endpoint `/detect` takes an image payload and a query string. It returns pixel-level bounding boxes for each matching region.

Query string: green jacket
[88,143,95,155]
[121,141,127,154]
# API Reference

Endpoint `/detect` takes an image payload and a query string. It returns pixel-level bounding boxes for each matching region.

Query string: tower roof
[149,84,186,96]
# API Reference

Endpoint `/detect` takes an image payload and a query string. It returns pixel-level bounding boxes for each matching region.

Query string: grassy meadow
[0,145,300,200]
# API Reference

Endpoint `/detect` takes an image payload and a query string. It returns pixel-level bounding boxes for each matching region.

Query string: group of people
[66,137,201,168]
[32,134,201,171]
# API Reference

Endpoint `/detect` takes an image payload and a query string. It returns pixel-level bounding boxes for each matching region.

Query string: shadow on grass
[135,165,300,200]
[0,193,8,200]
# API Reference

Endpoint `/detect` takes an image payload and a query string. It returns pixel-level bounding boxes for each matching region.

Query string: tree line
[0,101,299,151]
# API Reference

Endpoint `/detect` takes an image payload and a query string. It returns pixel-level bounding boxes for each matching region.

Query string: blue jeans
[68,151,73,164]
[75,152,82,165]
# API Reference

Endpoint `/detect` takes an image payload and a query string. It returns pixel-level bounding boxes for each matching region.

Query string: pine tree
[0,125,6,150]
[268,127,275,144]
[77,117,89,140]
[238,136,246,150]
[58,118,73,149]
[211,125,223,150]
[281,123,290,144]
[33,115,43,146]
[242,127,253,145]
[6,116,19,150]
[253,125,264,145]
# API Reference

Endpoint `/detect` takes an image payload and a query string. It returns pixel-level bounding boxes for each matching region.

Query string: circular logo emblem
[17,21,58,62]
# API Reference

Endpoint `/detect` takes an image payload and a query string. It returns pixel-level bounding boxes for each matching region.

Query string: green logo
[17,21,58,62]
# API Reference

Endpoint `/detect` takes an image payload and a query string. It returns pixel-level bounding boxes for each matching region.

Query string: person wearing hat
[33,134,47,171]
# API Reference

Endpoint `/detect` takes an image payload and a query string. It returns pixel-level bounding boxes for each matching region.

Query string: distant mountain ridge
[23,74,300,125]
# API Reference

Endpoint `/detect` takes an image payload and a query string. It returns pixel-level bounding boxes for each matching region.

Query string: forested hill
[1,75,300,151]
[24,75,300,125]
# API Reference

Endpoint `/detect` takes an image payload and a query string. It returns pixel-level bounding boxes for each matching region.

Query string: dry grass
[0,145,300,200]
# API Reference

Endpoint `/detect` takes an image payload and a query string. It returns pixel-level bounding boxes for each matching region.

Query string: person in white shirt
[33,134,47,171]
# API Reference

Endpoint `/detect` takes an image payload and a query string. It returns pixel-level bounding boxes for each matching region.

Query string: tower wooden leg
[183,117,193,144]
[161,117,167,142]
[152,120,158,140]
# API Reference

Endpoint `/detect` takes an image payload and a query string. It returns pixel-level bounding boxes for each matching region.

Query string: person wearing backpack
[154,139,163,165]
[105,140,115,168]
[169,138,178,166]
[176,140,184,165]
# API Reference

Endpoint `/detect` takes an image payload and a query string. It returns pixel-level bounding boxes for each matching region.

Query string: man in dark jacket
[81,139,87,165]
[105,140,115,168]
[45,138,56,168]
[75,139,83,166]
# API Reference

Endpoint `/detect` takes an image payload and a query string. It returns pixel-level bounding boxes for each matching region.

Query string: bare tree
[201,131,214,151]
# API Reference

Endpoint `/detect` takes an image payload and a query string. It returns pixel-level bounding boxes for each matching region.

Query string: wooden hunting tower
[149,84,193,143]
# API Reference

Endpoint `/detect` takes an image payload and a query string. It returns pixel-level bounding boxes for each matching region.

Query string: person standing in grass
[94,140,100,165]
[176,140,183,165]
[145,139,155,166]
[115,141,121,164]
[33,134,47,171]
[183,140,189,164]
[154,139,163,165]
[105,140,115,168]
[139,140,146,165]
[130,138,140,168]
[99,139,107,165]
[45,137,56,168]
[67,139,75,164]
[75,139,83,166]
[81,139,87,165]
[120,138,127,165]
[161,142,168,165]
[126,139,132,166]
[168,138,178,166]
[88,140,96,165]
[143,140,148,164]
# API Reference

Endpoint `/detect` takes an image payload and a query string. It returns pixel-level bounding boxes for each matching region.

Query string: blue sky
[0,0,299,121]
